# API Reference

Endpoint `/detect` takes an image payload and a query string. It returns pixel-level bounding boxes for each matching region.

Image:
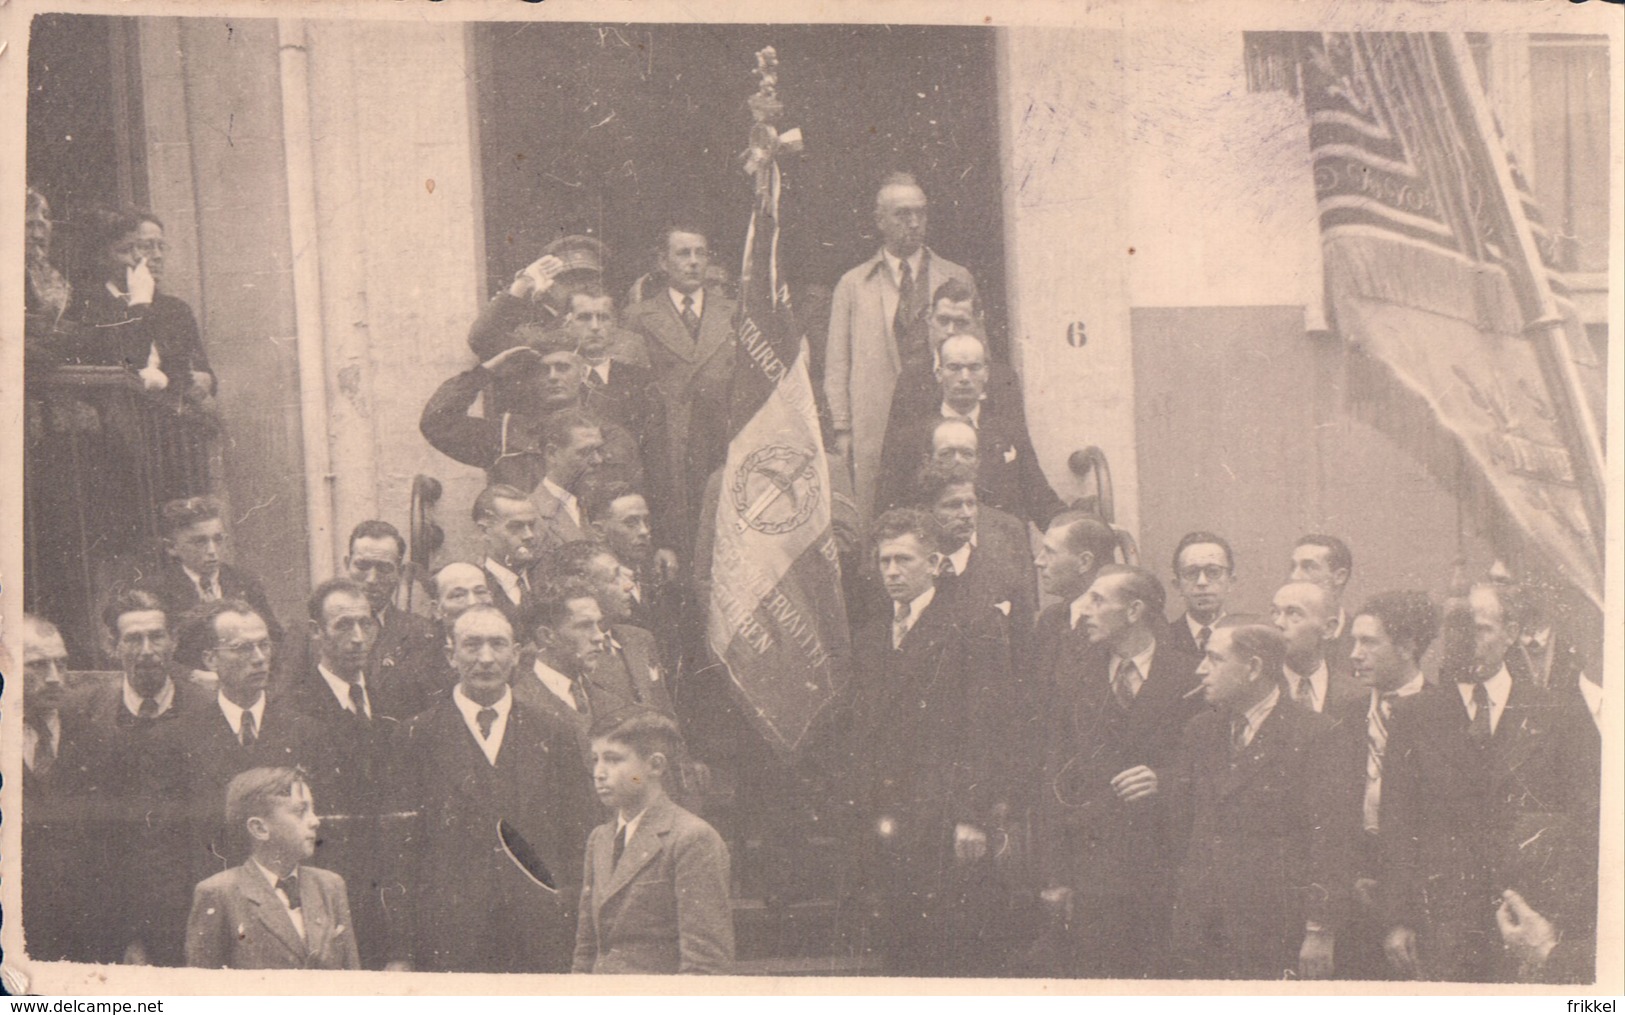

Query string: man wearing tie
[343,520,440,707]
[839,508,1020,976]
[1271,581,1365,716]
[141,496,284,671]
[1164,531,1236,658]
[548,540,676,720]
[624,225,737,552]
[389,605,595,973]
[1339,590,1438,979]
[1035,566,1201,978]
[511,576,613,759]
[473,483,546,628]
[824,173,976,520]
[1380,582,1598,982]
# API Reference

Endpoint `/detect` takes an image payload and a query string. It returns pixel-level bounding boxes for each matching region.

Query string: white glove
[139,343,169,391]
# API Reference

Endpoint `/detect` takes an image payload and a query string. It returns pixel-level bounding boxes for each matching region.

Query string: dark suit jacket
[625,289,738,556]
[185,861,360,970]
[419,365,644,494]
[595,625,677,718]
[1162,614,1208,659]
[938,506,1038,641]
[1168,698,1356,980]
[20,707,100,963]
[1380,680,1598,981]
[369,604,442,709]
[390,696,597,973]
[843,591,1022,870]
[140,561,285,669]
[1038,638,1203,899]
[876,387,1064,528]
[571,795,734,974]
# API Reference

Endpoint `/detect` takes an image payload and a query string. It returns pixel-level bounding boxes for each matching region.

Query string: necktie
[892,603,911,650]
[30,714,56,777]
[136,697,160,720]
[275,873,302,911]
[1196,625,1212,653]
[570,679,591,715]
[347,678,369,719]
[1230,716,1249,758]
[939,558,958,578]
[240,709,258,748]
[612,824,628,867]
[680,295,701,339]
[518,570,532,596]
[893,259,916,349]
[1111,659,1140,710]
[1466,682,1492,743]
[200,577,220,602]
[476,707,498,740]
[586,367,606,389]
[1364,695,1393,833]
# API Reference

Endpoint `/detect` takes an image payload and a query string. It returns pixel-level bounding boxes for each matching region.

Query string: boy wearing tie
[573,709,734,974]
[185,766,360,970]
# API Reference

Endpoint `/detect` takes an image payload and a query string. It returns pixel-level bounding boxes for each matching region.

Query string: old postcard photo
[1,0,1620,997]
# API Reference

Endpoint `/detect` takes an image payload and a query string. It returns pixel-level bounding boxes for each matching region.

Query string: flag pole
[1439,32,1606,547]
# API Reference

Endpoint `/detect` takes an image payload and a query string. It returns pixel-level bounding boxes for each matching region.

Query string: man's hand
[1496,889,1559,972]
[953,822,988,863]
[481,344,543,376]
[654,548,680,582]
[509,254,566,300]
[1384,925,1419,978]
[1039,885,1075,926]
[126,260,156,306]
[832,431,853,459]
[1109,765,1158,802]
[138,365,170,392]
[1299,926,1335,979]
[191,370,216,395]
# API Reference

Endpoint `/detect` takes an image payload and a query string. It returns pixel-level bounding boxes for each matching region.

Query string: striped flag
[1252,31,1605,607]
[705,49,852,754]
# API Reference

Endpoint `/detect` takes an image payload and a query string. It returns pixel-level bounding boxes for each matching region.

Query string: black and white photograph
[1,0,1619,997]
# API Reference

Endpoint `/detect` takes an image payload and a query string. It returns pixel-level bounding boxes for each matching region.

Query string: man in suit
[1168,618,1352,980]
[839,508,1022,976]
[421,326,641,496]
[142,495,284,672]
[825,173,977,520]
[1035,565,1202,978]
[624,224,738,555]
[283,578,407,968]
[882,278,1026,430]
[343,519,441,704]
[185,767,360,970]
[18,614,93,962]
[1165,530,1237,658]
[473,483,547,627]
[568,285,666,458]
[913,460,1037,639]
[163,599,322,899]
[68,592,215,965]
[1272,580,1365,716]
[878,332,1062,528]
[586,481,685,670]
[548,540,677,719]
[1338,590,1438,980]
[389,605,596,973]
[1290,534,1357,669]
[1380,582,1599,983]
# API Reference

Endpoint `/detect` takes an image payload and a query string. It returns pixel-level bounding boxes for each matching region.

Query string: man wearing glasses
[1164,530,1237,659]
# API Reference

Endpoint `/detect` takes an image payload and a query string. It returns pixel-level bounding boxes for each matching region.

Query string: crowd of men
[16,172,1605,982]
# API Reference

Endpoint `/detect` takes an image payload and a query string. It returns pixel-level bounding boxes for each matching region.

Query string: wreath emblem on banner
[731,445,820,536]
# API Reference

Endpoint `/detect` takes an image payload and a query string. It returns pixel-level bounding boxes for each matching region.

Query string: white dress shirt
[252,858,306,940]
[1233,686,1282,751]
[183,564,222,601]
[453,685,513,765]
[939,400,982,428]
[317,663,371,718]
[1108,643,1157,702]
[944,533,976,578]
[530,658,586,714]
[217,691,267,740]
[1579,674,1602,731]
[1284,659,1330,713]
[893,586,937,649]
[540,476,582,528]
[483,556,525,607]
[23,712,61,773]
[668,286,705,323]
[878,247,926,332]
[1186,612,1224,647]
[122,675,176,718]
[1456,665,1512,735]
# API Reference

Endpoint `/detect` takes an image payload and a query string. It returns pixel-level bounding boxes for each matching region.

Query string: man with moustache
[472,483,547,628]
[825,173,976,519]
[1271,580,1365,716]
[389,606,595,973]
[913,461,1037,639]
[1035,565,1201,978]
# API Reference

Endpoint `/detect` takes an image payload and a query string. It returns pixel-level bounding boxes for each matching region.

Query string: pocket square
[649,665,663,683]
[1003,446,1018,463]
[994,601,1012,616]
